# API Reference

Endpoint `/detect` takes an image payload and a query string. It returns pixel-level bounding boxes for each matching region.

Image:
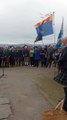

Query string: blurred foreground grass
[36,68,64,104]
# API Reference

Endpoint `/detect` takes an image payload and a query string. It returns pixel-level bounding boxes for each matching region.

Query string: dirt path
[0,66,53,120]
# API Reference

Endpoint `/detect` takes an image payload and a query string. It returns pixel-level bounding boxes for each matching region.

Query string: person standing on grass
[54,39,67,112]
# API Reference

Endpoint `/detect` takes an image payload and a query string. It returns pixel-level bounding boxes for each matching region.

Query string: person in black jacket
[54,43,67,112]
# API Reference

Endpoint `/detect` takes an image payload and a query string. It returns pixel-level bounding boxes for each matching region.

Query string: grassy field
[36,68,64,105]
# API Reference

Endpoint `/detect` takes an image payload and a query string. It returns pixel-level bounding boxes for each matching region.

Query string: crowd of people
[0,42,67,112]
[0,45,62,68]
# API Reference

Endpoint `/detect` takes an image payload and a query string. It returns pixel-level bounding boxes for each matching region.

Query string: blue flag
[34,14,54,42]
[56,18,63,48]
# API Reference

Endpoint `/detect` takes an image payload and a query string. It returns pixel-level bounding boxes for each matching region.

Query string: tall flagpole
[52,12,55,45]
[52,12,56,77]
[62,16,64,38]
[42,38,45,46]
[61,16,64,47]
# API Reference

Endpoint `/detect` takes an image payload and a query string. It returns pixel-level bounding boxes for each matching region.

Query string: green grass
[36,72,64,104]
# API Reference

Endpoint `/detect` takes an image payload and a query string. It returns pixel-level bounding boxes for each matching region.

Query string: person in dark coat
[54,43,67,112]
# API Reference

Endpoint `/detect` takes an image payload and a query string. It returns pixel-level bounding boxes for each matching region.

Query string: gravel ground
[0,66,53,120]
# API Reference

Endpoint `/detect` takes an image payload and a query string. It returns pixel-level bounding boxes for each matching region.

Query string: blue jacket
[34,50,40,60]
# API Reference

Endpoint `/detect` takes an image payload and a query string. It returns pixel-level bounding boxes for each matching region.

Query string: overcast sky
[0,0,67,44]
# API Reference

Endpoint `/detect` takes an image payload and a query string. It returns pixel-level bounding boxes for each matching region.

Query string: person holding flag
[54,37,67,112]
